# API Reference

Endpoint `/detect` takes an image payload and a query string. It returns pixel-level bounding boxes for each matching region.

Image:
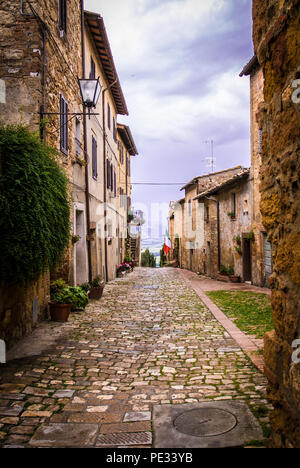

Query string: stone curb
[179,269,265,373]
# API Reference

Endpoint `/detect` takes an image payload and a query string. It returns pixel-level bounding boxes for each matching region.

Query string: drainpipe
[102,79,118,282]
[217,201,221,271]
[81,0,92,283]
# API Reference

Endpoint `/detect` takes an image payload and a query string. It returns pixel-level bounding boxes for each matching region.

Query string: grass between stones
[205,291,273,339]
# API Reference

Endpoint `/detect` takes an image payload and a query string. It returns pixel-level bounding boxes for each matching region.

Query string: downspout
[217,201,221,271]
[81,1,92,283]
[41,25,47,144]
[102,88,108,282]
[102,78,118,282]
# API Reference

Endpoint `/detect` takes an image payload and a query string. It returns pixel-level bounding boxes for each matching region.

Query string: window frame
[58,0,67,35]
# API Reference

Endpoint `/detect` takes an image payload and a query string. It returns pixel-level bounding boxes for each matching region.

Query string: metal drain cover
[153,401,264,448]
[174,408,237,437]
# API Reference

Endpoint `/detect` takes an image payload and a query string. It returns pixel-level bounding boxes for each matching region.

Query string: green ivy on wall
[0,124,71,284]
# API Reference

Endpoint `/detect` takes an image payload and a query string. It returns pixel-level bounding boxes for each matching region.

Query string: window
[58,0,67,35]
[230,192,236,218]
[114,170,117,197]
[90,57,95,79]
[205,205,209,223]
[188,200,192,216]
[107,103,111,129]
[92,136,97,180]
[75,117,82,157]
[59,94,68,155]
[126,156,130,176]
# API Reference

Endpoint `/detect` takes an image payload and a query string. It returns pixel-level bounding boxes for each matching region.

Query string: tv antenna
[203,140,216,173]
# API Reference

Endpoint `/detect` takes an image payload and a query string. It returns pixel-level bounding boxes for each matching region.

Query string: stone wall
[253,0,300,447]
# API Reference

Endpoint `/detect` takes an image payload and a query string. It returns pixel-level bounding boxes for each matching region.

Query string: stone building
[194,168,252,281]
[83,10,129,282]
[0,1,137,345]
[252,0,300,448]
[117,123,138,264]
[0,0,84,345]
[174,167,246,273]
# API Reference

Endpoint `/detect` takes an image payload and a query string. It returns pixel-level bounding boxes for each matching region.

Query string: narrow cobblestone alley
[0,268,271,448]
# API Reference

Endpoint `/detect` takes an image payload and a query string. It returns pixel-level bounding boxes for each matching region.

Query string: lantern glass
[78,78,101,108]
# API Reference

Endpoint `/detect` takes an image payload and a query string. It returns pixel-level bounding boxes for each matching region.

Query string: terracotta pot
[49,302,72,322]
[229,275,240,283]
[89,286,104,300]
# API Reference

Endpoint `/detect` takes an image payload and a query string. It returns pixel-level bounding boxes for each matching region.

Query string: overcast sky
[85,0,253,246]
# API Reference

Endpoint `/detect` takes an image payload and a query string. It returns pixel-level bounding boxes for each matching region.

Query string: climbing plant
[0,124,71,284]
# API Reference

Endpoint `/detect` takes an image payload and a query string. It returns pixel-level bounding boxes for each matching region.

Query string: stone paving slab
[29,423,99,447]
[0,268,271,448]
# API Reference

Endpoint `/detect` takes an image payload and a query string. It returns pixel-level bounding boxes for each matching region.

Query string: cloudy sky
[86,0,254,247]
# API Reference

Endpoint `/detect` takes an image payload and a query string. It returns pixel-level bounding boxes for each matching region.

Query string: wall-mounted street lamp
[40,77,101,121]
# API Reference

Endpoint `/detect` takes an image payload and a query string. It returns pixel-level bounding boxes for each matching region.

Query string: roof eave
[84,11,129,116]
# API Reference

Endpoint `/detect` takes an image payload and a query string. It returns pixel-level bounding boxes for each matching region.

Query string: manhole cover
[173,408,237,437]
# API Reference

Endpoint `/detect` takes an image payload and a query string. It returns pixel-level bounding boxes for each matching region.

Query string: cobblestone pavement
[0,268,271,448]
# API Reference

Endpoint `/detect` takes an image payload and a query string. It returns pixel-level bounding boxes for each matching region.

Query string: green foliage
[51,287,74,305]
[173,236,180,261]
[50,279,88,309]
[50,278,67,293]
[160,245,166,267]
[124,252,132,263]
[0,124,70,284]
[141,248,156,268]
[80,282,91,293]
[69,286,88,311]
[206,290,273,338]
[220,265,234,275]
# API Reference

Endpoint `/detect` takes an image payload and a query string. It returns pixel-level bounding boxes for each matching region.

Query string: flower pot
[89,286,104,300]
[229,275,240,283]
[49,302,72,322]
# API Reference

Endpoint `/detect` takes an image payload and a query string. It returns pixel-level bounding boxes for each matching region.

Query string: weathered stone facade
[252,0,300,448]
[0,0,83,346]
[0,2,136,346]
[173,167,247,274]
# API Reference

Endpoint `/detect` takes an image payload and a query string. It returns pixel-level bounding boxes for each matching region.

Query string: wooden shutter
[114,170,116,197]
[92,136,97,179]
[107,160,110,189]
[59,0,67,33]
[107,103,111,129]
[110,164,113,191]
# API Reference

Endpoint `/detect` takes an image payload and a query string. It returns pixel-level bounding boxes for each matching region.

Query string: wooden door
[243,238,252,282]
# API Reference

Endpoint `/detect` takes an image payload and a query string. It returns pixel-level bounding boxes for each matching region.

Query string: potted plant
[69,286,88,311]
[49,280,74,322]
[89,275,105,299]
